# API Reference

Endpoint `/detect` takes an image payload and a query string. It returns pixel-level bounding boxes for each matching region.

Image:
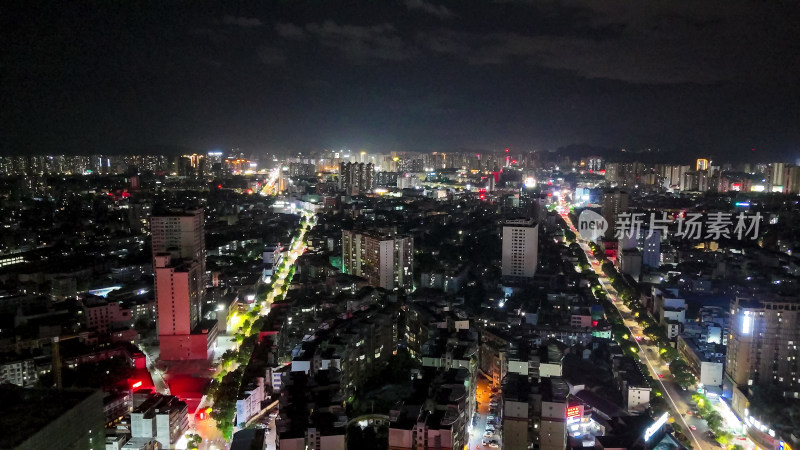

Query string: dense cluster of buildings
[605,160,800,194]
[2,147,800,450]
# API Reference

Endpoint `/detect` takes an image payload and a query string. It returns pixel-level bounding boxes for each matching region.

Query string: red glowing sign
[592,320,598,327]
[566,406,581,418]
[131,381,142,389]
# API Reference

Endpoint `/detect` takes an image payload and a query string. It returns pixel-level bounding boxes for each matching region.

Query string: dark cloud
[303,21,415,62]
[412,1,800,84]
[404,0,456,20]
[2,0,799,159]
[271,1,800,85]
[257,46,285,65]
[221,15,263,28]
[276,23,308,40]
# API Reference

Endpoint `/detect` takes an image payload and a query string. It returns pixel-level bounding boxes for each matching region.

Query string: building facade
[342,230,413,290]
[83,298,133,335]
[725,296,800,415]
[151,207,206,308]
[601,190,629,239]
[501,218,539,280]
[338,162,374,195]
[152,208,214,360]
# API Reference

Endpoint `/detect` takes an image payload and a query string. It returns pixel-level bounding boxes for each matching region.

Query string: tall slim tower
[602,189,629,238]
[151,208,206,303]
[767,162,786,192]
[154,254,201,335]
[151,208,212,360]
[501,218,539,280]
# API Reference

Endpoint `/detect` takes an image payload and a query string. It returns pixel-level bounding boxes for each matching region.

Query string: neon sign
[644,413,669,441]
[566,406,581,418]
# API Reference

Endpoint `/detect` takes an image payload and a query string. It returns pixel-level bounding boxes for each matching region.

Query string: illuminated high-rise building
[152,208,215,360]
[683,170,709,192]
[501,218,539,280]
[151,208,206,285]
[725,296,800,417]
[587,156,603,171]
[660,165,690,190]
[602,189,629,238]
[767,162,786,192]
[342,230,413,290]
[784,165,800,194]
[696,158,709,171]
[155,254,201,338]
[605,162,646,188]
[338,162,374,195]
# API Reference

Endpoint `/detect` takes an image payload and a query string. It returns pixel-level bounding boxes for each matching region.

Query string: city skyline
[3,1,799,160]
[4,2,800,450]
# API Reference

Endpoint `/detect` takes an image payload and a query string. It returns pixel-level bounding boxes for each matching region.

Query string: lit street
[193,205,316,446]
[261,209,315,309]
[562,211,713,450]
[468,375,500,450]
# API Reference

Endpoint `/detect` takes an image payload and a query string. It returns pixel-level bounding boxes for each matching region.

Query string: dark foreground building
[0,384,105,450]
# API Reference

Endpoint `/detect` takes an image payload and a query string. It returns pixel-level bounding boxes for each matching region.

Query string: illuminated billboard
[742,312,753,335]
[644,413,669,441]
[566,405,584,423]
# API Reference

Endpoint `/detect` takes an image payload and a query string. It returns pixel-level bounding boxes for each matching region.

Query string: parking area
[469,375,501,449]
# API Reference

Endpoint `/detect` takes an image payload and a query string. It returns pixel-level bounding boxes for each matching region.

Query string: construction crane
[52,335,80,389]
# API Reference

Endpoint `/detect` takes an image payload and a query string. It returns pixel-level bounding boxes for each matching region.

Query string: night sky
[3,1,799,161]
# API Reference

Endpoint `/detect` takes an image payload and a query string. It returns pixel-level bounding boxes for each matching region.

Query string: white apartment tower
[154,254,201,336]
[151,208,206,277]
[152,208,215,360]
[151,208,206,318]
[342,230,413,290]
[501,218,539,280]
